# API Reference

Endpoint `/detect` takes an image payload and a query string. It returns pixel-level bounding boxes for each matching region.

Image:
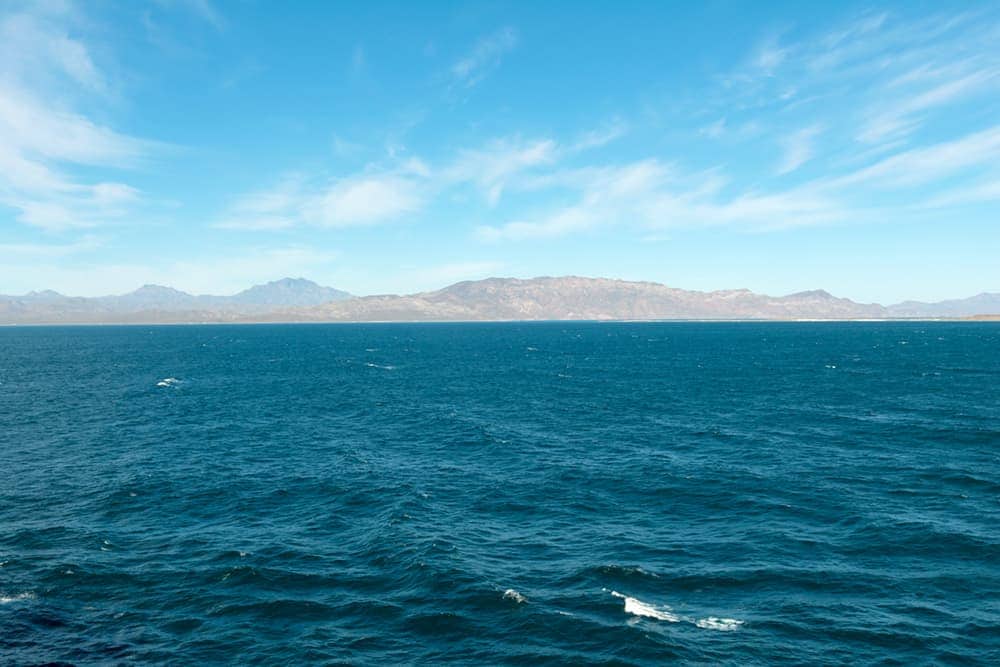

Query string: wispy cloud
[476,159,841,241]
[570,120,628,152]
[708,8,999,155]
[218,170,424,230]
[155,0,225,30]
[777,125,823,174]
[858,67,999,144]
[834,125,1000,188]
[477,120,1000,242]
[443,137,556,205]
[304,175,423,227]
[221,134,560,229]
[451,26,518,88]
[0,2,152,231]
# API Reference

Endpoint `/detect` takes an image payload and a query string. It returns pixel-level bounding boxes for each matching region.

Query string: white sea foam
[608,590,743,631]
[610,590,679,622]
[0,592,35,604]
[156,377,181,387]
[503,589,527,603]
[364,363,396,370]
[696,616,744,631]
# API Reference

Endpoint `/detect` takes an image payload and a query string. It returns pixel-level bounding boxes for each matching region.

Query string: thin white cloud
[753,40,787,75]
[220,133,566,230]
[478,120,1000,242]
[304,175,422,227]
[858,67,1000,144]
[219,170,424,230]
[444,137,557,205]
[777,125,823,174]
[155,0,225,30]
[708,7,999,163]
[835,125,1000,188]
[699,118,727,139]
[571,121,628,152]
[0,2,152,230]
[477,159,844,241]
[451,27,518,88]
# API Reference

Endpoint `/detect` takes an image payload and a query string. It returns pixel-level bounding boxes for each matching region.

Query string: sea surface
[1,322,999,665]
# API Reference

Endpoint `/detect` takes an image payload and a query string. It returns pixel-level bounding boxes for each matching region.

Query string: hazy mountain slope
[0,278,351,323]
[288,277,888,322]
[888,293,1000,318]
[5,276,999,324]
[229,278,351,306]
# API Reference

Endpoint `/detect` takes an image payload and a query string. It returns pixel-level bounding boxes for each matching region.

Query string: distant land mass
[1,276,998,324]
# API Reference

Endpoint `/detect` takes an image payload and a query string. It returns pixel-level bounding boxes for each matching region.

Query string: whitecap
[503,589,527,604]
[0,592,36,604]
[608,590,742,631]
[156,377,181,387]
[364,363,395,370]
[610,590,679,622]
[696,617,744,631]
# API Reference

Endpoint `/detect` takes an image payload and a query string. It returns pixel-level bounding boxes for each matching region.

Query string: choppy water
[2,322,999,665]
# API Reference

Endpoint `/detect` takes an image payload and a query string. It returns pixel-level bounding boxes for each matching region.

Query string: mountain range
[1,276,998,324]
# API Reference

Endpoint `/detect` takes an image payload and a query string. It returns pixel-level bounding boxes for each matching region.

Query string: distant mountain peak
[24,289,66,299]
[786,289,833,299]
[4,275,999,323]
[265,277,316,287]
[230,277,351,306]
[130,284,191,296]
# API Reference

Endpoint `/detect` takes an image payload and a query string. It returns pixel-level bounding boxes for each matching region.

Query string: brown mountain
[6,275,996,324]
[266,276,888,322]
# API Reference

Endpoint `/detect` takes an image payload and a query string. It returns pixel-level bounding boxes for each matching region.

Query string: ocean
[1,322,998,665]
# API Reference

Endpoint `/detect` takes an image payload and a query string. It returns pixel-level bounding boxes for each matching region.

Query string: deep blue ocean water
[2,322,999,665]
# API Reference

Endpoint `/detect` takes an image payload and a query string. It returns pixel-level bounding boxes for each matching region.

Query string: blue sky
[1,0,998,302]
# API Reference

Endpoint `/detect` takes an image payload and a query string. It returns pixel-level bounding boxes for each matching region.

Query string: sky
[1,0,998,303]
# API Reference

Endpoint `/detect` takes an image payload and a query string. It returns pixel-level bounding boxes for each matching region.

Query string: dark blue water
[2,323,999,665]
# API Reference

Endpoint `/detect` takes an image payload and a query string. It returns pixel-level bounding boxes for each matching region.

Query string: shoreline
[2,317,999,327]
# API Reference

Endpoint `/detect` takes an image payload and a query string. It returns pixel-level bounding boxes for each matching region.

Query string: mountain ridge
[3,276,997,324]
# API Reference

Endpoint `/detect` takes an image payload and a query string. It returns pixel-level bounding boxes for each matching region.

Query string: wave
[364,363,396,370]
[156,377,182,387]
[0,592,36,604]
[503,589,527,603]
[608,590,742,631]
[609,590,679,622]
[695,616,744,631]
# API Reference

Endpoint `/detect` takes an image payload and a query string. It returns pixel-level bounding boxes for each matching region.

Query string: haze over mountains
[3,276,999,324]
